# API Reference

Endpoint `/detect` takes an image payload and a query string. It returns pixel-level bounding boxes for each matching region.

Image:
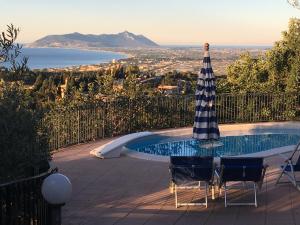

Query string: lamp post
[42,173,72,225]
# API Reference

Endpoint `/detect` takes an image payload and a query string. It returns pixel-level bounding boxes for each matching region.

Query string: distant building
[157,85,179,95]
[140,76,163,87]
[24,85,34,90]
[57,77,68,99]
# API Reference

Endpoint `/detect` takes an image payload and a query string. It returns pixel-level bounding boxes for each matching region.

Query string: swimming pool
[125,133,300,158]
[90,122,300,160]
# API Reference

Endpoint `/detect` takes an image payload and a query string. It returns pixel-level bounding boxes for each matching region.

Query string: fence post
[77,108,80,144]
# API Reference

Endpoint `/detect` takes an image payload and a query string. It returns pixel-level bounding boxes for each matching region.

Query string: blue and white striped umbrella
[193,51,220,140]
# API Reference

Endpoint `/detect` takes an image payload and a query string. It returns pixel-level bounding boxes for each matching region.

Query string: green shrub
[0,25,50,183]
[0,81,51,183]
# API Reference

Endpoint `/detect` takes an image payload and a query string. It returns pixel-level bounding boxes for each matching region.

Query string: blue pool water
[125,134,300,157]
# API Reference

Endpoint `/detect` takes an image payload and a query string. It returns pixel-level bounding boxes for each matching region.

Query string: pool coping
[122,121,300,162]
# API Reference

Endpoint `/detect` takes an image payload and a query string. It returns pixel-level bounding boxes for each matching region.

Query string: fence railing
[0,170,52,225]
[44,93,300,150]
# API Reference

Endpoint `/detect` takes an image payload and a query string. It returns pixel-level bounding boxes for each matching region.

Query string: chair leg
[276,163,288,185]
[276,162,299,189]
[275,167,285,185]
[224,183,227,208]
[174,182,211,208]
[290,164,297,187]
[254,183,257,207]
[223,182,258,207]
[175,185,178,208]
[205,183,208,208]
[169,181,175,194]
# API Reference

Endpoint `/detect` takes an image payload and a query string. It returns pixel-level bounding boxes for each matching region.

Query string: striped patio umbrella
[193,47,220,141]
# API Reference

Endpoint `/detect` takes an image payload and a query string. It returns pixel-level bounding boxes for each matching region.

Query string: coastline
[26,46,134,59]
[22,47,132,71]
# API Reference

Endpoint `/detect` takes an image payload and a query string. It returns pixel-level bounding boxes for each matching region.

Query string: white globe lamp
[42,173,72,205]
[42,173,72,225]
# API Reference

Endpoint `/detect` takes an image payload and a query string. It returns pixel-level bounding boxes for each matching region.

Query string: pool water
[125,134,300,157]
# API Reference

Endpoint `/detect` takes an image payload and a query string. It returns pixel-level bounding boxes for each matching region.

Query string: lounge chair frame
[223,182,258,207]
[174,181,209,208]
[217,157,267,208]
[276,141,300,190]
[170,156,214,208]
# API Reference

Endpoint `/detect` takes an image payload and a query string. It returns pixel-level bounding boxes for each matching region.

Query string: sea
[3,48,128,70]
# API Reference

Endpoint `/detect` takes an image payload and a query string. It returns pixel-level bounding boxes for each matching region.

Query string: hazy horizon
[21,43,273,48]
[1,0,300,45]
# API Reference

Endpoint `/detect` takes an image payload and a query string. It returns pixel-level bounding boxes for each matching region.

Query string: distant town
[44,46,269,76]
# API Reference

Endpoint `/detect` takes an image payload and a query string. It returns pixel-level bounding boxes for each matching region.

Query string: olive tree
[0,25,50,184]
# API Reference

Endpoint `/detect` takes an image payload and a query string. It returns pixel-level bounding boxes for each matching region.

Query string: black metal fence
[44,93,300,150]
[0,171,52,225]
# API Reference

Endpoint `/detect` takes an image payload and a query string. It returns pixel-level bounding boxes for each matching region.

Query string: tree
[227,53,269,93]
[122,73,143,98]
[0,80,50,183]
[0,24,28,73]
[0,25,50,183]
[97,73,114,96]
[267,18,300,93]
[33,74,44,91]
[226,18,300,94]
[286,54,300,93]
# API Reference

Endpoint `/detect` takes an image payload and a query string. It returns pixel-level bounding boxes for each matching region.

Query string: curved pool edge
[123,146,171,162]
[123,144,297,163]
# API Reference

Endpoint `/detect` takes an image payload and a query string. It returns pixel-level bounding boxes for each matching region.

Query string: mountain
[29,31,159,48]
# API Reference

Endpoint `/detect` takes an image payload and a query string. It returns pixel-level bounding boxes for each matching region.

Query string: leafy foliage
[0,24,28,73]
[0,25,50,183]
[226,18,300,94]
[0,81,50,183]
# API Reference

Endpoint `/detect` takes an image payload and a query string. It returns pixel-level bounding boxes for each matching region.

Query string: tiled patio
[53,137,300,225]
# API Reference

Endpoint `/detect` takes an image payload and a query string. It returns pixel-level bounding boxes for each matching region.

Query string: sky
[0,0,300,45]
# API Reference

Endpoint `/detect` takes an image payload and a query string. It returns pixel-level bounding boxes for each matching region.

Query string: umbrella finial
[204,43,210,51]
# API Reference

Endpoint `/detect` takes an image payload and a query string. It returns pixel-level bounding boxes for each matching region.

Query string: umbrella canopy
[288,0,300,10]
[193,49,220,140]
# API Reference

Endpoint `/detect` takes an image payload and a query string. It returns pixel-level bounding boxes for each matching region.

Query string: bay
[5,47,128,69]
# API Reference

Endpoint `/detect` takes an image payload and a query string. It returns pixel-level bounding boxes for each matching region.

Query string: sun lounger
[169,156,214,208]
[216,157,268,207]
